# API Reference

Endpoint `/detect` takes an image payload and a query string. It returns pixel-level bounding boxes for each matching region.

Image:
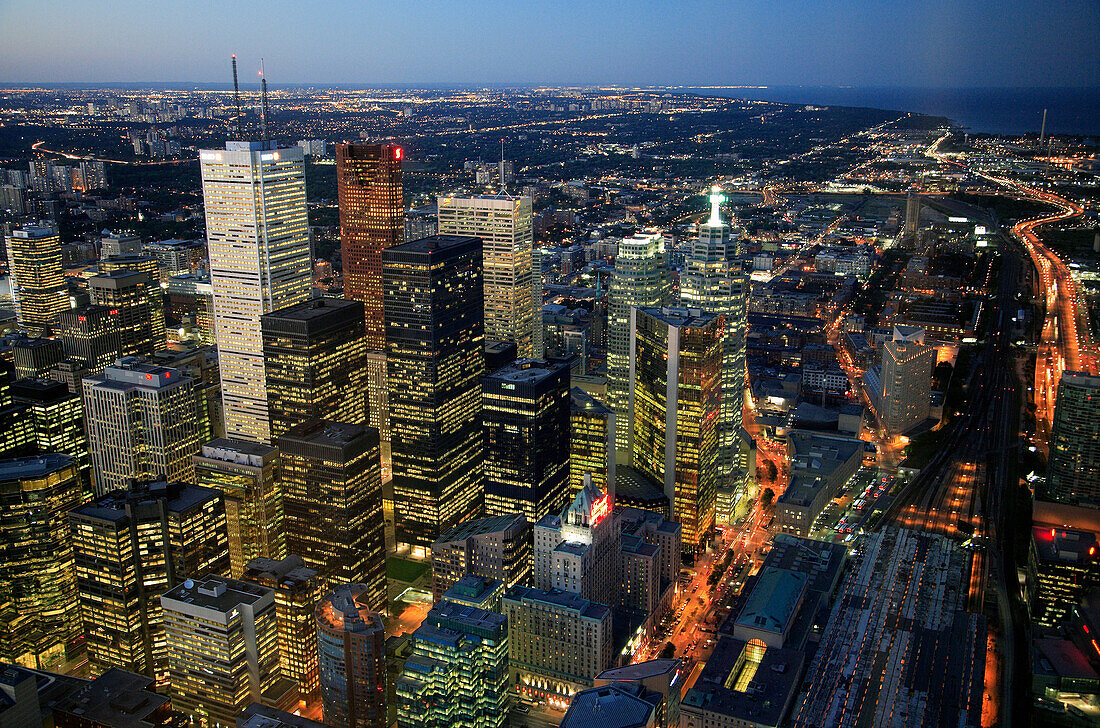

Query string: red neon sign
[591,494,610,526]
[393,147,403,161]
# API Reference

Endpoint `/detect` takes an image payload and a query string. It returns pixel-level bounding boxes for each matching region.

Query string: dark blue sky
[3,0,1099,87]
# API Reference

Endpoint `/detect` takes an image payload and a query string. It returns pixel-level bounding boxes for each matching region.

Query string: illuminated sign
[591,494,610,526]
[393,147,403,161]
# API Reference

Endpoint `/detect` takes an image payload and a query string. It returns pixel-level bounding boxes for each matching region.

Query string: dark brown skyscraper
[337,143,403,349]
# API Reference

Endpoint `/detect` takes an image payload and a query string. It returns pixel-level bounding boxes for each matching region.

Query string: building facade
[569,387,616,501]
[437,194,538,357]
[200,141,312,443]
[879,328,935,436]
[278,421,386,611]
[383,236,484,553]
[58,305,123,377]
[316,584,387,728]
[608,233,670,456]
[87,271,161,359]
[336,143,404,349]
[1047,372,1100,505]
[82,361,201,495]
[482,358,571,522]
[430,513,531,601]
[630,307,722,555]
[193,438,287,577]
[262,297,368,440]
[4,224,66,335]
[70,480,230,682]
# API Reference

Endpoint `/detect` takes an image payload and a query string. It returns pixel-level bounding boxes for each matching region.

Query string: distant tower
[904,190,921,239]
[1040,108,1048,144]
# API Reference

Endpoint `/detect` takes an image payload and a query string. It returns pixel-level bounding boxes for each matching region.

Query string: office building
[8,378,91,496]
[879,327,935,435]
[167,274,215,344]
[482,358,571,522]
[162,575,296,726]
[70,479,230,682]
[336,143,403,348]
[58,305,122,376]
[82,361,201,495]
[144,238,204,278]
[193,439,286,577]
[430,513,531,601]
[278,421,385,610]
[1028,503,1100,629]
[484,340,518,374]
[569,387,616,500]
[4,224,66,335]
[395,600,509,728]
[679,187,746,481]
[243,556,327,699]
[262,297,368,440]
[11,338,64,379]
[1047,372,1100,505]
[437,194,537,357]
[589,659,681,728]
[99,254,166,346]
[0,455,82,671]
[200,141,312,443]
[630,307,722,555]
[315,584,386,728]
[503,585,614,707]
[364,351,389,441]
[608,233,670,455]
[88,270,161,358]
[100,231,142,258]
[383,236,484,553]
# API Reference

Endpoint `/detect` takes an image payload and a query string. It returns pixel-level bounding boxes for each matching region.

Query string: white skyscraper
[607,232,670,456]
[82,361,201,495]
[200,141,312,443]
[680,186,747,481]
[437,194,538,358]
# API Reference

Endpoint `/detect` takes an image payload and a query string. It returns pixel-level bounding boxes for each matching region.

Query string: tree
[761,488,775,507]
[762,460,778,482]
[659,642,676,659]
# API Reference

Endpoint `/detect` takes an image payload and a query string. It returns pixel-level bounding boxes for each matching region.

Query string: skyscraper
[87,271,160,358]
[278,420,386,610]
[395,600,509,728]
[0,454,82,671]
[161,575,296,725]
[608,233,670,455]
[336,143,403,348]
[630,307,722,555]
[1047,371,1100,504]
[70,479,230,682]
[316,584,387,728]
[58,305,123,377]
[879,327,935,436]
[243,556,327,700]
[200,141,312,443]
[262,297,368,440]
[99,253,166,348]
[9,377,91,497]
[4,224,66,336]
[383,235,484,554]
[482,358,571,522]
[680,187,746,482]
[193,438,286,577]
[430,513,531,601]
[569,387,616,501]
[82,361,201,495]
[437,194,537,357]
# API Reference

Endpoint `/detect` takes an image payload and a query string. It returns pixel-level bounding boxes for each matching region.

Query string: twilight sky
[2,0,1099,87]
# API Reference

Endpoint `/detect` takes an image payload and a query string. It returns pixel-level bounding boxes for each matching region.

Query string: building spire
[707,184,725,227]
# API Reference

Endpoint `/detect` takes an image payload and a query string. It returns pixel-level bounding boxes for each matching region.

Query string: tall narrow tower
[200,139,312,443]
[437,194,537,358]
[336,143,404,348]
[680,186,747,481]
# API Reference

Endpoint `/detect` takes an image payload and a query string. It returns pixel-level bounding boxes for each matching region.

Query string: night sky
[3,0,1099,87]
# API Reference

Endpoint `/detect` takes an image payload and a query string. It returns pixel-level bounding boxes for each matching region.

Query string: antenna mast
[231,55,243,139]
[499,137,507,195]
[259,58,271,142]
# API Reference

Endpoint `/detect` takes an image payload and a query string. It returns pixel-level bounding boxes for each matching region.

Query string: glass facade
[384,236,484,552]
[3,224,66,336]
[337,143,404,350]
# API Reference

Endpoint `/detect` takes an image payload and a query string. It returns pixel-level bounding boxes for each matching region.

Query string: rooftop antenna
[259,58,271,143]
[231,55,243,139]
[1039,108,1047,145]
[499,137,508,195]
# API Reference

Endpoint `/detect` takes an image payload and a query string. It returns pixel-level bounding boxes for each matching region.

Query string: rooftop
[734,568,808,637]
[504,585,611,621]
[434,512,527,545]
[162,575,270,615]
[0,453,75,481]
[560,682,661,728]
